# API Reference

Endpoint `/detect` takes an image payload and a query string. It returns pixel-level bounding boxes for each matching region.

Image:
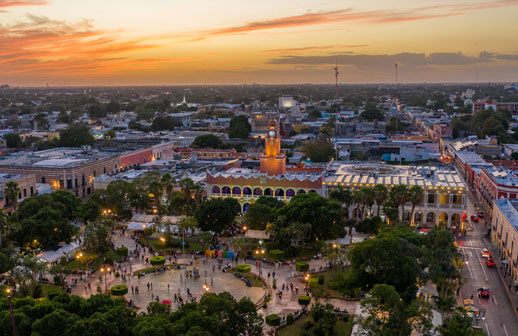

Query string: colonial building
[491,198,518,282]
[324,163,468,229]
[206,120,324,212]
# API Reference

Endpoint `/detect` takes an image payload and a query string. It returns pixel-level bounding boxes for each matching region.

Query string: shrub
[236,264,251,273]
[53,275,62,285]
[104,250,121,263]
[32,283,43,299]
[265,314,281,327]
[269,249,285,260]
[117,247,128,257]
[308,277,318,289]
[110,285,128,296]
[302,318,314,330]
[298,295,311,306]
[318,274,324,285]
[295,261,309,272]
[150,256,166,266]
[286,313,294,325]
[47,289,61,300]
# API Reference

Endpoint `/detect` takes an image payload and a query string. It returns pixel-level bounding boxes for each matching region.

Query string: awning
[127,222,155,230]
[37,250,66,263]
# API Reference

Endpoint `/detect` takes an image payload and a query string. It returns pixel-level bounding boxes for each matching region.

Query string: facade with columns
[206,120,324,212]
[324,163,468,229]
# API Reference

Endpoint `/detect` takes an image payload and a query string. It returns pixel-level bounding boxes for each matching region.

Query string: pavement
[459,193,518,336]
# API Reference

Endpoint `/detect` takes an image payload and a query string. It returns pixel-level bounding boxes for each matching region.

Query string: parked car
[471,215,479,222]
[486,257,495,267]
[481,248,491,258]
[478,287,491,298]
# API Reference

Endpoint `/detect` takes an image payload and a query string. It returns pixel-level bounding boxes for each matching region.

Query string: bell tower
[260,120,286,176]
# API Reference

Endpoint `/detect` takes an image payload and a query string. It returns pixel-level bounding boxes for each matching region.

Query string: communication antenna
[395,63,398,85]
[334,57,339,100]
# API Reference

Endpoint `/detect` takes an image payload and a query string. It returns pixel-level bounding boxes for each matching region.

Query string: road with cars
[460,195,518,336]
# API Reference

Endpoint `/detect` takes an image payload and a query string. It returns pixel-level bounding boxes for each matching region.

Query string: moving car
[470,215,479,222]
[481,248,491,258]
[478,287,491,298]
[486,257,495,267]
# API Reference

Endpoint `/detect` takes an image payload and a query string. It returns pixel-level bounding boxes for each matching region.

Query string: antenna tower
[334,58,339,100]
[395,63,398,85]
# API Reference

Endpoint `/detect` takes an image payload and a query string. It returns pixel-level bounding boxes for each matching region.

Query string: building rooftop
[454,151,487,164]
[495,198,518,231]
[484,167,518,186]
[325,163,467,190]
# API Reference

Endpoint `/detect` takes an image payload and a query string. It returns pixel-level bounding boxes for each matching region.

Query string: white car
[481,248,491,258]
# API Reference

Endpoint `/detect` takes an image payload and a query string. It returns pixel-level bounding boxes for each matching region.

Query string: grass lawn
[279,314,354,336]
[41,284,65,296]
[64,250,121,272]
[229,268,264,287]
[311,269,349,298]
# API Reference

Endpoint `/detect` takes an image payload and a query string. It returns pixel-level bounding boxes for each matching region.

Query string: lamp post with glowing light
[100,267,111,294]
[6,288,17,336]
[76,252,84,274]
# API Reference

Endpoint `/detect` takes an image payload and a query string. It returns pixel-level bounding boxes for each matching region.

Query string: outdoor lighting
[258,240,263,245]
[203,284,209,292]
[6,288,10,294]
[160,237,165,243]
[243,226,247,231]
[332,243,337,249]
[255,250,259,255]
[153,208,157,214]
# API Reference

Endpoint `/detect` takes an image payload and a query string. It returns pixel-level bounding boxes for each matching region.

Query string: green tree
[228,115,251,139]
[191,134,223,149]
[4,133,22,148]
[33,113,50,130]
[244,203,273,230]
[5,181,20,214]
[390,185,409,222]
[360,107,384,121]
[82,220,111,253]
[195,198,238,233]
[303,138,334,162]
[59,123,94,147]
[408,186,424,226]
[360,284,433,336]
[374,184,389,216]
[437,310,476,336]
[307,109,322,121]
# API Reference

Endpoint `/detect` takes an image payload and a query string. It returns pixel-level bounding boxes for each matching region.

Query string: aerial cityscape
[1,1,518,336]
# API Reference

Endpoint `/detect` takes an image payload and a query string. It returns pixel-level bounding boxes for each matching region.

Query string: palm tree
[161,172,175,200]
[149,179,163,209]
[329,186,353,219]
[5,181,20,219]
[0,210,7,247]
[352,190,364,225]
[408,186,425,226]
[362,187,375,219]
[390,185,409,222]
[373,184,389,216]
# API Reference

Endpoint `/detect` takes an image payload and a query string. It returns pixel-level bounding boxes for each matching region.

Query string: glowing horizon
[1,0,517,86]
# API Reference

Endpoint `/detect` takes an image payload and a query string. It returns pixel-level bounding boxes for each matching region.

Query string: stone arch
[451,213,461,228]
[253,188,263,196]
[343,208,350,219]
[212,186,220,194]
[308,189,317,193]
[438,213,448,228]
[286,189,295,198]
[243,187,252,196]
[243,203,250,213]
[414,211,423,226]
[425,212,435,226]
[297,189,306,194]
[222,186,231,195]
[275,188,284,197]
[264,188,272,196]
[352,207,362,220]
[232,186,241,195]
[403,210,411,221]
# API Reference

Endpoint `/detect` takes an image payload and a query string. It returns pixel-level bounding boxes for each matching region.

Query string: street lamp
[202,284,210,292]
[76,252,84,273]
[100,267,111,294]
[6,288,17,336]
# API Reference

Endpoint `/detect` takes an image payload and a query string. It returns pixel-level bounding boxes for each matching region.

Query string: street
[460,194,518,335]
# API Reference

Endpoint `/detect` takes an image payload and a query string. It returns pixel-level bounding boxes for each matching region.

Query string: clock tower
[260,120,286,176]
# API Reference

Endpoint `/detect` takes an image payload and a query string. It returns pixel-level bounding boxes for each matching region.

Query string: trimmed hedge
[265,314,281,327]
[286,313,294,325]
[150,256,166,266]
[117,247,128,257]
[318,274,324,285]
[308,277,318,289]
[269,249,285,260]
[298,295,311,306]
[295,261,309,272]
[110,285,128,296]
[236,264,251,273]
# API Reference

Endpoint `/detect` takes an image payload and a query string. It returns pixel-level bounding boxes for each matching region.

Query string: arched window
[243,187,252,195]
[253,188,263,196]
[222,186,231,195]
[297,189,306,194]
[264,188,272,196]
[232,187,241,195]
[286,189,295,197]
[275,189,284,197]
[212,186,220,194]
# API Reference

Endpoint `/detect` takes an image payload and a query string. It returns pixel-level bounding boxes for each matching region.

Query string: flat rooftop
[495,198,518,231]
[325,163,467,190]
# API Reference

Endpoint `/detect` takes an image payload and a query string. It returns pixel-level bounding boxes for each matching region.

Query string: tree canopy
[191,134,224,149]
[195,198,240,233]
[228,115,251,139]
[59,124,94,147]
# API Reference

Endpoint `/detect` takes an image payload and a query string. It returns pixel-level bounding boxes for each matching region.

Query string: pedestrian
[131,286,134,294]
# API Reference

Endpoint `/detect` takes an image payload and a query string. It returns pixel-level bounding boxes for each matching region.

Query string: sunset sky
[1,0,518,86]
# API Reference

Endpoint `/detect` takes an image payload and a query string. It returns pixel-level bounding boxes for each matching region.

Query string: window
[41,177,46,183]
[82,174,85,186]
[30,186,33,195]
[93,170,96,177]
[104,167,106,174]
[67,178,72,189]
[23,189,26,197]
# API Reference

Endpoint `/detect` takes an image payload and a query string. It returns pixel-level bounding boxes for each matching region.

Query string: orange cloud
[198,1,518,37]
[0,0,46,8]
[0,14,182,76]
[261,45,367,53]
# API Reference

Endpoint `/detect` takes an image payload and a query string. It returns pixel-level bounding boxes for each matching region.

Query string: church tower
[260,120,286,176]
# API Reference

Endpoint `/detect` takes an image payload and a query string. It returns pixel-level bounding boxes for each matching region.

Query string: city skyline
[1,0,518,86]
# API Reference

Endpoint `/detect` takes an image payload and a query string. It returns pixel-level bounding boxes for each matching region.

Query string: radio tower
[334,58,339,100]
[395,63,398,85]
